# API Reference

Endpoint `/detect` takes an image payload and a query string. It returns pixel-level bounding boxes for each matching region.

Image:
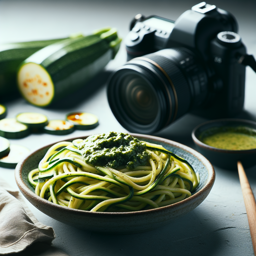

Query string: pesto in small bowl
[199,126,256,150]
[192,119,256,169]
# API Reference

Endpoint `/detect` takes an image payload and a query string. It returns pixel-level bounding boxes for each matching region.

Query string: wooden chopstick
[237,161,256,255]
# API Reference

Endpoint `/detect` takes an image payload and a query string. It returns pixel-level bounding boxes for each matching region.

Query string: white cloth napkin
[0,179,68,255]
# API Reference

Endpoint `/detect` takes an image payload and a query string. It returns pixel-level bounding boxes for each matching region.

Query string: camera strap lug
[238,54,256,73]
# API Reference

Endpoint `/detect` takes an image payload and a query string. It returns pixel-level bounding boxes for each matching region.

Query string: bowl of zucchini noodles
[15,133,215,233]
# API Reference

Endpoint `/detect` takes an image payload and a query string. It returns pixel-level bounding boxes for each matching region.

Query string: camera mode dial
[126,15,175,60]
[125,22,156,60]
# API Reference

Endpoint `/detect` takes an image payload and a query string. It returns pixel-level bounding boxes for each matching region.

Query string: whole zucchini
[0,37,70,98]
[17,28,122,107]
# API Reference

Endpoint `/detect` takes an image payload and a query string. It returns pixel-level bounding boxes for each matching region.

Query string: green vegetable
[29,134,197,212]
[66,112,98,130]
[44,120,75,135]
[96,157,170,196]
[74,132,149,169]
[0,144,30,168]
[0,136,10,158]
[39,156,82,172]
[0,118,30,139]
[145,144,199,191]
[17,28,122,107]
[0,37,69,98]
[0,104,7,120]
[16,112,48,131]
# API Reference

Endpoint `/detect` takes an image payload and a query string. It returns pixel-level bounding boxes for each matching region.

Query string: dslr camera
[107,2,255,134]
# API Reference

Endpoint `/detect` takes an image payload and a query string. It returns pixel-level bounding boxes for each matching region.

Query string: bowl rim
[192,118,256,154]
[15,133,215,217]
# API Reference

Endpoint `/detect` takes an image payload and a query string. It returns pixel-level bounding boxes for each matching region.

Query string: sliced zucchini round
[0,144,30,168]
[44,120,75,135]
[66,112,99,130]
[0,118,30,139]
[0,136,10,158]
[16,112,48,130]
[17,63,54,107]
[0,104,7,120]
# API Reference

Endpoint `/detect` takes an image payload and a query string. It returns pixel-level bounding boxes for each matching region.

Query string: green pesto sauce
[202,132,256,150]
[75,132,149,169]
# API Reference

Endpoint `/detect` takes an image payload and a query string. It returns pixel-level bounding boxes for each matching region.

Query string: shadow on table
[236,109,256,122]
[155,113,207,148]
[217,162,256,184]
[47,69,113,110]
[63,209,225,256]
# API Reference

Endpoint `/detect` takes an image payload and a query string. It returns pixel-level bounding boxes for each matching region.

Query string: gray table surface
[0,0,256,255]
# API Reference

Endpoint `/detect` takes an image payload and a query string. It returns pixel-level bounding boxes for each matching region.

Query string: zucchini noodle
[28,137,199,212]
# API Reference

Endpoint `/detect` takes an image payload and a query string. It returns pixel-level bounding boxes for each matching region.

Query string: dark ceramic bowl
[15,133,215,234]
[192,119,256,169]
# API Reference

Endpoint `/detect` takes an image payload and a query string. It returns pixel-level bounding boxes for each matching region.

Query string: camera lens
[119,75,158,125]
[107,48,208,133]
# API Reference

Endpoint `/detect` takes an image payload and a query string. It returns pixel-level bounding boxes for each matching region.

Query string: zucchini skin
[16,112,48,127]
[44,120,75,135]
[17,28,122,107]
[0,118,30,139]
[16,112,48,133]
[0,137,10,158]
[146,145,199,191]
[66,112,99,130]
[0,104,7,119]
[0,144,30,168]
[0,127,30,139]
[0,38,68,98]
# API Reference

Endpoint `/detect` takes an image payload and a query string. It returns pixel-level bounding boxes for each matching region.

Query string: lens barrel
[107,47,208,133]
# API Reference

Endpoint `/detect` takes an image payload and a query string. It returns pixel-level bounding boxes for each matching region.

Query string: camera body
[125,2,247,119]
